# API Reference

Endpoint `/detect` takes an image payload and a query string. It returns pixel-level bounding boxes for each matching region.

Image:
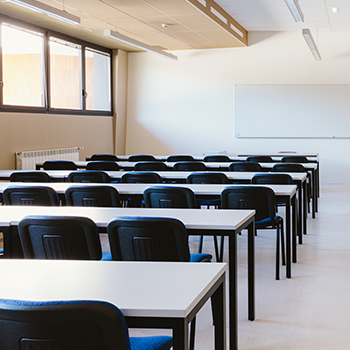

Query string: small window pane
[85,48,111,111]
[1,23,45,107]
[50,37,82,109]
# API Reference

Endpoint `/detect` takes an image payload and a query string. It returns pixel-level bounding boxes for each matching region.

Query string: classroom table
[0,206,255,350]
[0,259,227,350]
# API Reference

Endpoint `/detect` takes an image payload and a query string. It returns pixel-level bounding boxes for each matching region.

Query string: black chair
[90,153,119,161]
[65,186,121,207]
[134,161,168,171]
[128,154,156,162]
[121,172,163,207]
[203,155,231,162]
[43,160,77,170]
[10,171,52,182]
[281,156,308,163]
[173,161,206,171]
[18,215,110,260]
[246,156,273,163]
[86,161,120,171]
[67,170,111,183]
[229,162,262,172]
[107,216,211,350]
[221,186,284,280]
[3,186,60,206]
[167,155,194,162]
[251,173,293,185]
[0,299,172,350]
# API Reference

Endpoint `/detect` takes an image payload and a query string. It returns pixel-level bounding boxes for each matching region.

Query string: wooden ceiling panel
[172,14,226,31]
[101,0,165,17]
[142,0,201,15]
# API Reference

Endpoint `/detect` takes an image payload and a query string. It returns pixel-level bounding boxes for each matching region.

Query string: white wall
[126,31,350,184]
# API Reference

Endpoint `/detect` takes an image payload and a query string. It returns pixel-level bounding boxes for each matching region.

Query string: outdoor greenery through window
[0,17,112,115]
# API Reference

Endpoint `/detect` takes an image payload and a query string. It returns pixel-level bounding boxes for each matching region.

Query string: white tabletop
[0,259,227,318]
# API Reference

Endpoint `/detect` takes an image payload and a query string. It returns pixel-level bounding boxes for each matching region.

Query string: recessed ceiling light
[331,7,339,13]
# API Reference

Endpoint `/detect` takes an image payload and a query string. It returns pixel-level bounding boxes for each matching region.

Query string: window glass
[85,47,111,111]
[1,23,45,107]
[50,37,82,109]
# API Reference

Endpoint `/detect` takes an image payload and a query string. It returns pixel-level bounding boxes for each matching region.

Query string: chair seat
[255,215,282,229]
[189,253,212,262]
[101,251,112,261]
[130,335,173,350]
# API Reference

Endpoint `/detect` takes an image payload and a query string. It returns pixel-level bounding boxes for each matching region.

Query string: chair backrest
[0,299,132,350]
[272,163,306,173]
[203,155,231,162]
[128,154,155,162]
[86,161,119,171]
[229,162,262,172]
[246,156,273,163]
[3,186,60,206]
[173,161,207,171]
[144,186,197,208]
[10,171,52,183]
[251,173,293,185]
[186,172,229,184]
[18,215,102,260]
[67,171,111,183]
[221,186,276,222]
[65,186,121,207]
[134,161,168,171]
[43,160,77,170]
[107,217,191,262]
[166,155,194,162]
[90,154,119,161]
[281,156,308,163]
[121,172,162,183]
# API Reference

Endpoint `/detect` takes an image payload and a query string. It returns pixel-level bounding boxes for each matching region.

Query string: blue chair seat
[101,251,112,261]
[189,253,212,262]
[130,336,173,350]
[255,215,282,229]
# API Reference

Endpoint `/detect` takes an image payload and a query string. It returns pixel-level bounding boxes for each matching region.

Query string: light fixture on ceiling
[103,29,178,61]
[302,29,321,61]
[284,0,304,22]
[331,7,339,13]
[6,0,80,25]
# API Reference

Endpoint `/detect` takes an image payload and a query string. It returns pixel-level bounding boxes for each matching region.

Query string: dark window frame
[0,14,113,116]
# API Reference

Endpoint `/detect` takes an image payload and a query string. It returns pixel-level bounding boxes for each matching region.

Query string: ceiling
[0,0,348,52]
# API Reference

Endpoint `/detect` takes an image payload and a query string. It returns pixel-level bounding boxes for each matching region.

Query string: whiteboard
[234,84,350,138]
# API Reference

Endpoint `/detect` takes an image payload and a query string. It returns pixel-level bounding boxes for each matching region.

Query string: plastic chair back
[203,155,231,162]
[18,215,102,260]
[128,154,155,162]
[187,172,229,184]
[3,186,60,206]
[246,156,273,163]
[43,160,77,170]
[65,186,121,207]
[173,161,206,171]
[229,162,262,172]
[121,172,162,183]
[144,186,197,208]
[167,155,194,162]
[86,161,119,171]
[272,163,306,173]
[67,171,111,183]
[281,156,308,163]
[10,171,52,183]
[134,161,168,171]
[107,217,191,262]
[221,186,276,222]
[90,154,119,161]
[251,173,293,185]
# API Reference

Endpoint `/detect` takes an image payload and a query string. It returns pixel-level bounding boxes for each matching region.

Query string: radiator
[15,147,82,170]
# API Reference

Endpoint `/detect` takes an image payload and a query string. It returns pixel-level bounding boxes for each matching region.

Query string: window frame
[0,14,113,116]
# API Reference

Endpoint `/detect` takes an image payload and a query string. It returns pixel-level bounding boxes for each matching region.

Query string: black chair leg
[213,236,219,262]
[198,236,203,253]
[275,228,280,280]
[280,224,285,266]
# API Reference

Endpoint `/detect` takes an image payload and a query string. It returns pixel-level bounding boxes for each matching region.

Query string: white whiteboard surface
[234,84,350,138]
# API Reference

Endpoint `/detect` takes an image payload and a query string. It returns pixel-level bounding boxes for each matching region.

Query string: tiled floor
[128,184,350,349]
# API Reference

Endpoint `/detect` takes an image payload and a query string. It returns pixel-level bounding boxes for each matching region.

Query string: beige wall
[125,31,350,184]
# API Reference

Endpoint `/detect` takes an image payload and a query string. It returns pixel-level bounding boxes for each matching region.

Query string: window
[1,23,45,107]
[0,16,112,115]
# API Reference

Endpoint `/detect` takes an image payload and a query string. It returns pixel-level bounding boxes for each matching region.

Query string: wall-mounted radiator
[15,147,82,170]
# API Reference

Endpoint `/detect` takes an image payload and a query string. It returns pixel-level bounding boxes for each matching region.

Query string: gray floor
[127,184,349,349]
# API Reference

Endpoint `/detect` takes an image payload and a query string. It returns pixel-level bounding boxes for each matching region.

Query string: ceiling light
[284,0,304,22]
[332,7,339,13]
[6,0,80,25]
[302,29,321,61]
[104,29,178,61]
